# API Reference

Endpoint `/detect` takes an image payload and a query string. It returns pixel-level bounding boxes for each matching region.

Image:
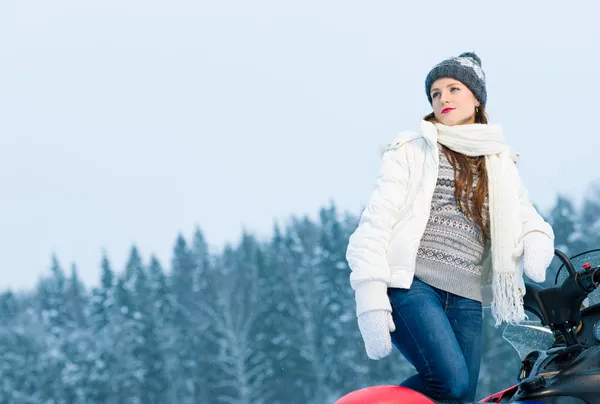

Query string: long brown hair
[423,107,490,239]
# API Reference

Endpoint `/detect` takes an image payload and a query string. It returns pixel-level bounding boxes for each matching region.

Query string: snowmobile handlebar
[524,249,600,330]
[554,249,600,296]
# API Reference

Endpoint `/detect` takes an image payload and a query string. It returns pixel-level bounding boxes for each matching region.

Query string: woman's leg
[388,279,470,402]
[445,294,483,402]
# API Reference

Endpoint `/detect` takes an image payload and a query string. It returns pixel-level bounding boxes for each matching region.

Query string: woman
[345,52,555,402]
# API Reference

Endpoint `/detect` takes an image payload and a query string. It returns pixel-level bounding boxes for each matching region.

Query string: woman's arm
[346,136,417,316]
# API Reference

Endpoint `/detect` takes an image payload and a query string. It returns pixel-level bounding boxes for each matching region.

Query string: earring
[476,106,480,113]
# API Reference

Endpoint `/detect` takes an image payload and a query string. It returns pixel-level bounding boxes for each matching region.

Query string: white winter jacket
[346,121,554,317]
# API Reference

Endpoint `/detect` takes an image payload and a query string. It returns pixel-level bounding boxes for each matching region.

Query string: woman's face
[430,78,480,126]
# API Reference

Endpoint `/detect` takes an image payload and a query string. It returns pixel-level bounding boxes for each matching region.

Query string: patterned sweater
[414,145,490,302]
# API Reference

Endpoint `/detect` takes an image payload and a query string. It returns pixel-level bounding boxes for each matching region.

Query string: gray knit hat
[425,52,487,107]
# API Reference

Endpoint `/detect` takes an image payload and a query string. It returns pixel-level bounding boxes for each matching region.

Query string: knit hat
[425,52,487,107]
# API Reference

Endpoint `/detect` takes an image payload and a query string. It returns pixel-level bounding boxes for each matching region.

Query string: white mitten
[521,232,554,283]
[357,310,396,360]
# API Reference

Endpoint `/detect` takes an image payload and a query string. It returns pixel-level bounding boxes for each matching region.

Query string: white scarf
[426,120,526,325]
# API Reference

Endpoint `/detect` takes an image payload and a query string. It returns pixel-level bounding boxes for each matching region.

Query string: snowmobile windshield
[502,320,555,361]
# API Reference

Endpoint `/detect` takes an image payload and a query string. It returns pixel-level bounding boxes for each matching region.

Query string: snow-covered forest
[1,184,599,404]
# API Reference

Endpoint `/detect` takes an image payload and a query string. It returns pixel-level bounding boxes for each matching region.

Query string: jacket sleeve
[346,142,413,317]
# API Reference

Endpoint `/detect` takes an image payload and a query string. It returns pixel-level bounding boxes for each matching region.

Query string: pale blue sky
[1,0,598,290]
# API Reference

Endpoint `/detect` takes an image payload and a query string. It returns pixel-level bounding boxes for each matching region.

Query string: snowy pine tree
[190,227,216,404]
[280,215,336,403]
[208,233,271,404]
[264,223,308,403]
[87,253,118,403]
[580,181,600,250]
[168,234,204,403]
[548,194,586,257]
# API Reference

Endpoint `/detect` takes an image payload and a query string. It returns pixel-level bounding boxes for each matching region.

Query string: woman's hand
[521,232,555,283]
[357,310,396,360]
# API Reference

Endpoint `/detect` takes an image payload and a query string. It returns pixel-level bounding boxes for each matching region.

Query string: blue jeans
[387,278,483,403]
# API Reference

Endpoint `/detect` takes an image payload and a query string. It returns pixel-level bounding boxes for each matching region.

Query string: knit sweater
[414,146,489,302]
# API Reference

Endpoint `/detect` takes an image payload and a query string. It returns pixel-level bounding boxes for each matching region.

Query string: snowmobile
[335,248,600,404]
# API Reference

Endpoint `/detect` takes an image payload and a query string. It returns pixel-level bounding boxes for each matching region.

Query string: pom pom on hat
[458,51,482,67]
